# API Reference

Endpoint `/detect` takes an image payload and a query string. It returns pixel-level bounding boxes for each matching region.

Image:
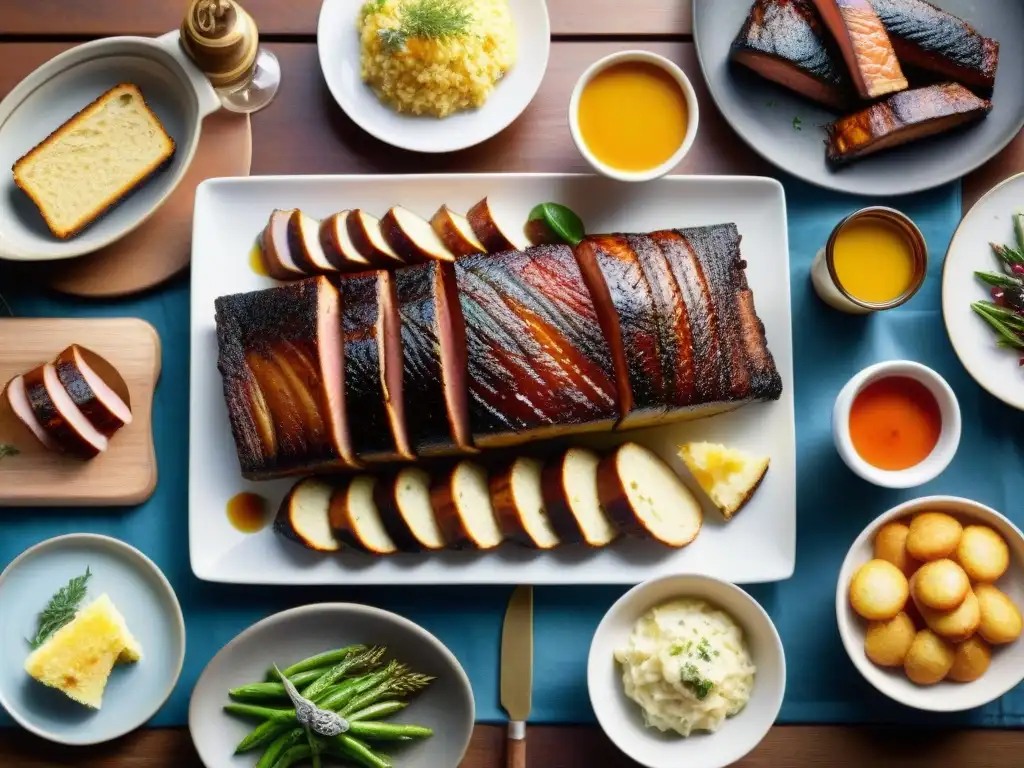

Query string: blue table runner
[5,176,1024,730]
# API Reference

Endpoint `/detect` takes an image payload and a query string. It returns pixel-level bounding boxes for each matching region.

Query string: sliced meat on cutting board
[541,447,618,547]
[490,456,559,549]
[453,245,619,448]
[259,209,306,281]
[868,0,999,97]
[288,211,336,275]
[597,443,703,548]
[215,276,358,480]
[320,212,376,273]
[274,477,341,552]
[430,460,504,550]
[826,82,992,165]
[393,261,473,457]
[22,363,108,459]
[5,375,61,452]
[338,271,412,463]
[53,344,132,439]
[374,466,447,551]
[810,0,907,99]
[328,475,398,555]
[730,0,855,111]
[575,234,669,428]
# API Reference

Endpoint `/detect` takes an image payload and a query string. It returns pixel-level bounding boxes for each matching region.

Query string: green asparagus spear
[271,743,313,768]
[269,645,366,680]
[230,669,328,701]
[325,735,393,768]
[348,721,434,740]
[341,673,434,717]
[224,703,297,723]
[318,663,403,710]
[1014,213,1024,254]
[237,718,293,754]
[972,301,1024,331]
[972,303,1024,348]
[302,646,386,701]
[346,701,408,721]
[991,242,1024,267]
[256,728,306,768]
[975,270,1023,289]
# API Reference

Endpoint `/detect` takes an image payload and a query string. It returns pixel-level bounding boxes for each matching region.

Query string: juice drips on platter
[249,241,267,275]
[227,491,269,533]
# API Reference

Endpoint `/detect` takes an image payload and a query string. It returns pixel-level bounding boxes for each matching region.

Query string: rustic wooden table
[2,2,1023,765]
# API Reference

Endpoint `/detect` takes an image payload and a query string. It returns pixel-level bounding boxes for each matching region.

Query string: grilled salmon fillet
[867,0,999,97]
[826,82,992,165]
[731,0,855,111]
[453,244,620,448]
[810,0,907,99]
[215,276,357,480]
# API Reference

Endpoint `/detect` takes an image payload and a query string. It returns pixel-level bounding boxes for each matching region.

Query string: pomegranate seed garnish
[992,288,1005,303]
[1018,356,1024,367]
[1013,265,1024,275]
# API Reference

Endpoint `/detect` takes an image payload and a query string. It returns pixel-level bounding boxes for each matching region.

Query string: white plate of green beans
[188,603,474,768]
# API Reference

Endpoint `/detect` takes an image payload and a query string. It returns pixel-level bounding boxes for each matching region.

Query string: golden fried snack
[904,629,955,685]
[864,612,916,667]
[918,588,980,643]
[975,583,1023,645]
[911,559,970,611]
[849,559,909,621]
[906,512,962,562]
[874,522,920,577]
[949,636,992,683]
[956,525,1010,583]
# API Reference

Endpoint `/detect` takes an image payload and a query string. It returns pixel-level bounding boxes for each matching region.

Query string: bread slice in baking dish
[13,83,175,239]
[598,442,702,547]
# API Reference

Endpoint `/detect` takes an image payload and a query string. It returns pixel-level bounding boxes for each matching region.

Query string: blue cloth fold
[4,176,1022,730]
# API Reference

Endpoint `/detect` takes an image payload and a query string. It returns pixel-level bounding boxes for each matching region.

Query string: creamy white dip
[614,598,756,737]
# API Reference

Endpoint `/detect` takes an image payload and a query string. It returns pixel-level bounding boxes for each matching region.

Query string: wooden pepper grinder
[179,0,280,113]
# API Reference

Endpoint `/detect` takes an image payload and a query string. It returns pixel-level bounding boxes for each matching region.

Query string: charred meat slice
[214,276,357,480]
[393,261,473,457]
[53,344,132,439]
[5,375,61,452]
[810,0,907,99]
[575,234,668,428]
[453,245,620,448]
[731,0,855,111]
[826,82,992,165]
[23,363,108,459]
[259,209,306,280]
[868,0,999,97]
[339,271,413,463]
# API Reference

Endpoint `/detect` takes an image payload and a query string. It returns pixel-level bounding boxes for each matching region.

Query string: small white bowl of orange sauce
[833,361,961,489]
[569,50,699,182]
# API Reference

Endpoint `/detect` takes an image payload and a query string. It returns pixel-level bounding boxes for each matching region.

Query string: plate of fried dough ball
[837,496,1024,711]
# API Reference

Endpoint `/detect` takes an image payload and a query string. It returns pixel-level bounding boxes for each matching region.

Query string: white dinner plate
[316,0,550,153]
[942,172,1024,411]
[188,173,796,585]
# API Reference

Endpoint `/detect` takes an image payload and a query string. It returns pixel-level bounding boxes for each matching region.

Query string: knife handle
[506,720,526,768]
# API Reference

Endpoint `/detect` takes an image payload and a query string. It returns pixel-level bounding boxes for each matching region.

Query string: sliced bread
[13,83,176,239]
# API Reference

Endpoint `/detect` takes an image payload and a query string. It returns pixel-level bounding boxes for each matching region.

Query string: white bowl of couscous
[318,0,550,153]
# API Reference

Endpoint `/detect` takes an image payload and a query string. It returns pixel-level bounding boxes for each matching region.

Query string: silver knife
[500,585,533,768]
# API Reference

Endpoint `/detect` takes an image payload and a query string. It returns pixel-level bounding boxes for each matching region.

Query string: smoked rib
[338,271,412,463]
[453,245,620,447]
[731,0,855,111]
[215,276,357,480]
[393,261,473,457]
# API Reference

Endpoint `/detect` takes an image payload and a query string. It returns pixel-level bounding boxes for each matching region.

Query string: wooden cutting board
[0,318,161,507]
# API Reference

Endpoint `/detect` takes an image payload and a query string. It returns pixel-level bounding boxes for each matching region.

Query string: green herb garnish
[792,116,802,131]
[0,444,19,461]
[527,202,585,247]
[681,663,714,700]
[378,0,473,53]
[696,637,713,663]
[28,567,91,648]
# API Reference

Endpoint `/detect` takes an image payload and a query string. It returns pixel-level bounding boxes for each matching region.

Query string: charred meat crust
[22,365,101,459]
[53,345,128,439]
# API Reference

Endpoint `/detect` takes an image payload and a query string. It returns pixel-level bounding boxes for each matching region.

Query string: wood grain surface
[0,318,161,506]
[4,724,1024,767]
[0,0,691,38]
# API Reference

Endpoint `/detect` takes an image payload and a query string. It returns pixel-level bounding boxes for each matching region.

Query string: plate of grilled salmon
[694,0,1024,196]
[187,174,795,585]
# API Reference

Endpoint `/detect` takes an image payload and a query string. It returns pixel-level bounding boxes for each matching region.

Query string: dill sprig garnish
[0,444,19,461]
[27,567,92,648]
[378,0,474,53]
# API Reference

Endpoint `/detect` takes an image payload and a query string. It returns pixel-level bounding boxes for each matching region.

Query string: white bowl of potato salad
[588,574,785,768]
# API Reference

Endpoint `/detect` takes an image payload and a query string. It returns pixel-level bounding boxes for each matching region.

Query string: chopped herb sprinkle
[681,663,714,700]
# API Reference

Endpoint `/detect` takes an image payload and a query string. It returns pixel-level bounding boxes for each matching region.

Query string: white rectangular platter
[189,174,795,584]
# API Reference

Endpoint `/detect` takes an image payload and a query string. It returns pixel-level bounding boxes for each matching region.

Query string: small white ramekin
[568,50,700,183]
[832,360,961,489]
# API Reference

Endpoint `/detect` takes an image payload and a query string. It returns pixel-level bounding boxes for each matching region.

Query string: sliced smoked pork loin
[54,344,132,439]
[22,364,108,459]
[215,276,357,480]
[393,261,473,457]
[453,244,620,448]
[338,271,412,463]
[730,0,855,111]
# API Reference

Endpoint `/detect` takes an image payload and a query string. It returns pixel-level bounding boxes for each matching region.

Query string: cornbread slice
[678,442,770,520]
[24,594,141,709]
[12,83,175,239]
